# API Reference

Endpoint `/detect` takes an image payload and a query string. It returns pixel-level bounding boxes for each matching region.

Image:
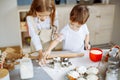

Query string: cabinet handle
[96,15,101,18]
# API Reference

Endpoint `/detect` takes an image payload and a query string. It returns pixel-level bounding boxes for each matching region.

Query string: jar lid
[108,57,119,64]
[0,69,9,78]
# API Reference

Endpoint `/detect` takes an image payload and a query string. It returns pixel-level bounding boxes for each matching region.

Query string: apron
[29,16,57,52]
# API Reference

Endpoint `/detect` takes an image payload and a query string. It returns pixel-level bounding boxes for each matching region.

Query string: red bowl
[89,48,103,62]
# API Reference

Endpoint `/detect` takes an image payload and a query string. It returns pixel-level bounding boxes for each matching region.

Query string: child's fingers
[43,51,50,59]
[46,54,50,59]
[88,45,91,50]
[38,59,45,66]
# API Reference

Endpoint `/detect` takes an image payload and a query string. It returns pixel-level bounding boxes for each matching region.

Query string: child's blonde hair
[27,0,56,26]
[70,5,89,25]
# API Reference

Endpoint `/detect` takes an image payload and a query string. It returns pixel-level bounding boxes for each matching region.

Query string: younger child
[44,4,90,59]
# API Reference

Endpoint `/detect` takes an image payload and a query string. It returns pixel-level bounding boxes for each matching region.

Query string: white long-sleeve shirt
[26,14,59,51]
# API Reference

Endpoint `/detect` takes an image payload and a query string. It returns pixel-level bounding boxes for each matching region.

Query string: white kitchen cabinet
[18,6,30,53]
[18,4,115,52]
[56,5,73,30]
[87,5,115,45]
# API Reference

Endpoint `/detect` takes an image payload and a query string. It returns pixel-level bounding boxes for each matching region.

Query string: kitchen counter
[42,50,108,80]
[10,50,109,80]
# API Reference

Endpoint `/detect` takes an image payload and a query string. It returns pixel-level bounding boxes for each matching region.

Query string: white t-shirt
[60,24,89,52]
[26,13,58,51]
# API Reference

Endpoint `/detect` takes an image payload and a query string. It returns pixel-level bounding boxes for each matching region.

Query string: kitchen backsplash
[17,0,106,6]
[17,0,66,6]
[17,0,32,6]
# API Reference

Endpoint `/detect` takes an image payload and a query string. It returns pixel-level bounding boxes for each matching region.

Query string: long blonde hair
[27,0,56,26]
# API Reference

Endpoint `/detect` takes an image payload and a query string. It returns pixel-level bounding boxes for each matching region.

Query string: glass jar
[106,69,119,80]
[109,47,119,57]
[106,56,120,80]
[98,61,108,80]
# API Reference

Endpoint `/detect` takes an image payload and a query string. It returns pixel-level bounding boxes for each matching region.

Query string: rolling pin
[47,53,84,59]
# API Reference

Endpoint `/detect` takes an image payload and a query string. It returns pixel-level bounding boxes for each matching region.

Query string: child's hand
[38,58,46,66]
[43,50,51,60]
[38,50,51,66]
[85,43,91,50]
[38,51,46,66]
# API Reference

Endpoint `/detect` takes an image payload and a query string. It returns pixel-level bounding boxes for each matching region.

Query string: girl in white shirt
[44,4,90,60]
[26,0,58,64]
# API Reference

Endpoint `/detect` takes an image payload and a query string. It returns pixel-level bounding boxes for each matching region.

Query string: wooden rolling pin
[47,53,84,59]
[29,51,84,60]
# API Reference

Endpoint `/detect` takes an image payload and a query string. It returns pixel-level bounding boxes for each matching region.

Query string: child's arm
[38,39,60,65]
[43,35,62,59]
[47,39,60,52]
[85,34,90,50]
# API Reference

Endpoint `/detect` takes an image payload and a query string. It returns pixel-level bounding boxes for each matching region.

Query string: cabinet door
[95,5,115,45]
[87,6,101,45]
[95,29,112,44]
[87,5,115,45]
[99,5,115,30]
[19,11,31,53]
[57,6,73,30]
